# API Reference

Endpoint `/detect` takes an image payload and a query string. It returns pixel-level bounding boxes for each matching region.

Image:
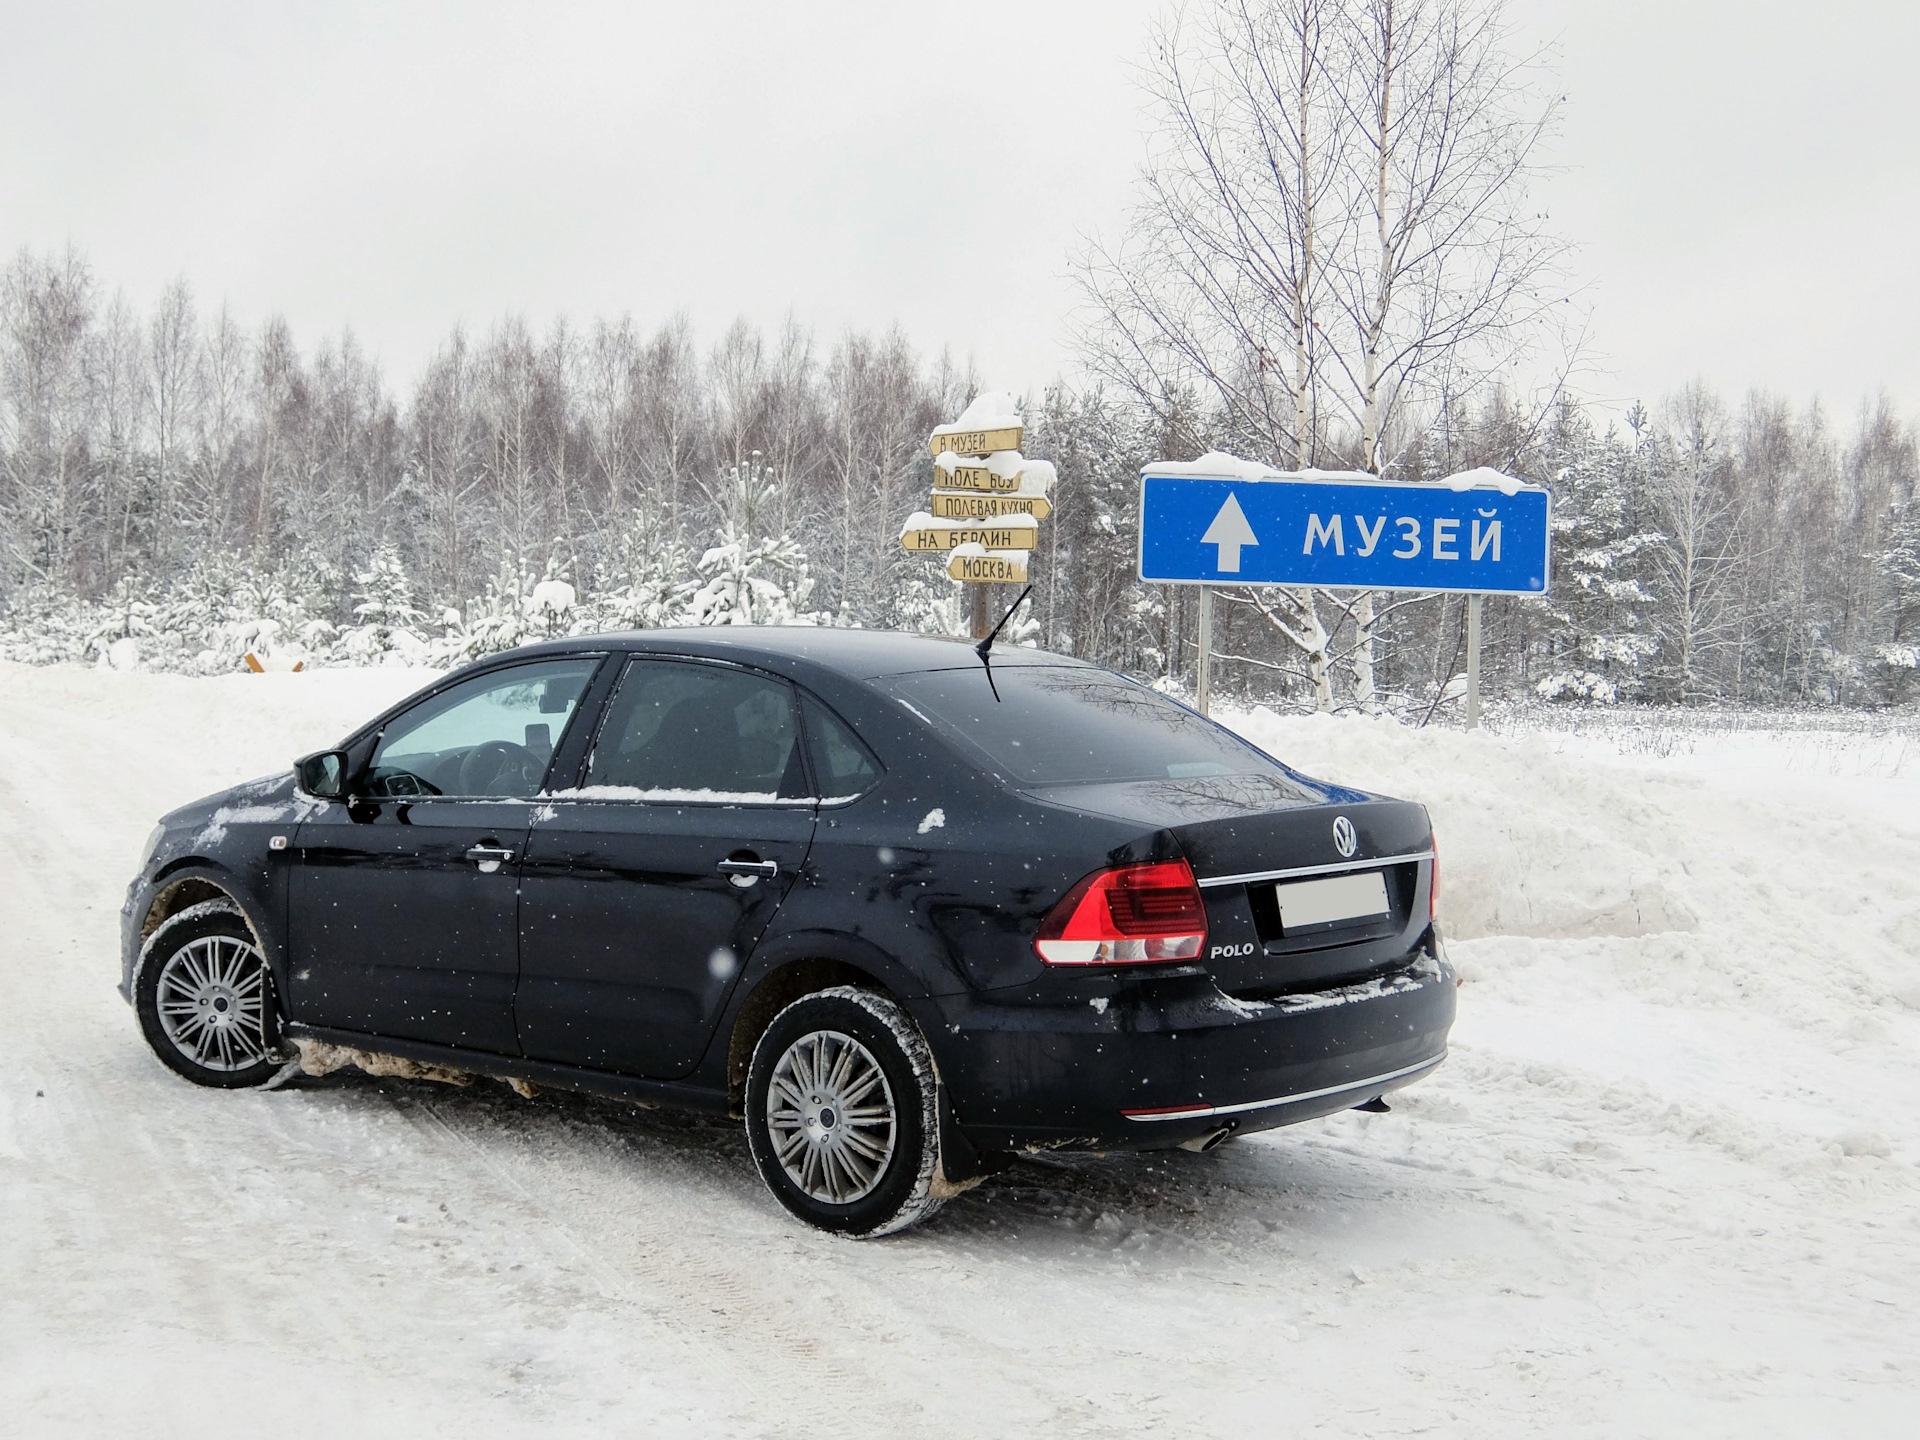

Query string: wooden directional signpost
[907,396,1057,637]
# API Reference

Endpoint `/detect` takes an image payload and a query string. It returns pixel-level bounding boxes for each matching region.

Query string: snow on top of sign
[932,389,1022,437]
[1015,458,1056,494]
[1149,451,1379,483]
[948,542,1033,559]
[1149,451,1545,494]
[1437,465,1540,495]
[1147,450,1277,480]
[933,450,1056,493]
[900,510,1040,536]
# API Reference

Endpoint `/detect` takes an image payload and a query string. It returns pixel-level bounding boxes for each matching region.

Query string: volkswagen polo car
[121,629,1454,1236]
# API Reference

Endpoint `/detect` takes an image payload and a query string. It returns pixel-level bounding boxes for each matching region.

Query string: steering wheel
[458,740,545,797]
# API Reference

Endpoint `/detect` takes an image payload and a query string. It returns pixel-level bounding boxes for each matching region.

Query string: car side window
[366,658,599,799]
[581,659,807,802]
[802,697,880,800]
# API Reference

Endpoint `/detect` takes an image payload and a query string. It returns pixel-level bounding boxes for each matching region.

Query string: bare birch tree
[1646,383,1741,701]
[146,279,200,572]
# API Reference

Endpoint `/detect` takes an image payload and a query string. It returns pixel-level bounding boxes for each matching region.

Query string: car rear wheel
[744,986,945,1237]
[136,906,284,1088]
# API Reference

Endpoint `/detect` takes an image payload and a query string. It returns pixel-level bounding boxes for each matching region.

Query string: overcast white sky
[4,1,1917,423]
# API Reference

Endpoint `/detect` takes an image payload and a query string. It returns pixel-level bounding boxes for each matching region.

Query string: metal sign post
[1465,593,1484,730]
[1195,587,1214,715]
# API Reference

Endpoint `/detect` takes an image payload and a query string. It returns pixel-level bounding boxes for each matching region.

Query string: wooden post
[1195,586,1214,715]
[970,582,990,640]
[1465,593,1484,730]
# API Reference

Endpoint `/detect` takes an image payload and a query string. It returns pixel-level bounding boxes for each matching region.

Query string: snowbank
[1222,706,1920,1044]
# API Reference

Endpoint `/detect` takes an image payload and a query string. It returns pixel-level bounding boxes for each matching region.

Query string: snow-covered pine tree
[580,512,697,632]
[1535,404,1662,702]
[1874,493,1920,700]
[437,554,537,662]
[685,455,817,626]
[339,544,428,665]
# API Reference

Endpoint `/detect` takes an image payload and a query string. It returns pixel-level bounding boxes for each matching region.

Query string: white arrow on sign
[1202,492,1259,572]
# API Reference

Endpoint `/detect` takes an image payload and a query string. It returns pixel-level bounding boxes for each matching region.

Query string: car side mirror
[296,750,350,800]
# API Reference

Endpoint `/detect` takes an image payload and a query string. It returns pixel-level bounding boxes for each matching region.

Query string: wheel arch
[131,863,274,999]
[717,930,940,1119]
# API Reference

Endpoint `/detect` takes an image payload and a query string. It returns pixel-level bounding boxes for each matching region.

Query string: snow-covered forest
[1,245,1916,708]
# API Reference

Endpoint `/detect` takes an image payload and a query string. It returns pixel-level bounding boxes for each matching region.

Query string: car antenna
[975,584,1034,660]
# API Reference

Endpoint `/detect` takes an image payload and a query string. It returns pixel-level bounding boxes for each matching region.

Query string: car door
[516,656,816,1078]
[287,655,604,1054]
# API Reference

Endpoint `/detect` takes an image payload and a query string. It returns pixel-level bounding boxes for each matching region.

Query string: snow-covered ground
[3,661,1916,1436]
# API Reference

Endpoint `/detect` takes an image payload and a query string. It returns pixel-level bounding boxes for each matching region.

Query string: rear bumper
[930,944,1456,1154]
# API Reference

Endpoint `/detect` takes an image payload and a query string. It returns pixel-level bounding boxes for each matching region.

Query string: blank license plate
[1275,871,1390,930]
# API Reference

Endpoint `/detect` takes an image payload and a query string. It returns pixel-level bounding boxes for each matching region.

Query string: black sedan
[122,628,1454,1236]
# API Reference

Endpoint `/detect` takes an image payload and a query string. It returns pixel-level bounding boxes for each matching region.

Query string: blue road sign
[1138,467,1551,595]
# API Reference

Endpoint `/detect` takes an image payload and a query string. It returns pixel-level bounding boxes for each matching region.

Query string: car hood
[160,769,305,836]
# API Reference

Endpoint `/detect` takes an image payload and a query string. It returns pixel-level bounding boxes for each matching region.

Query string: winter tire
[136,904,285,1088]
[745,986,946,1238]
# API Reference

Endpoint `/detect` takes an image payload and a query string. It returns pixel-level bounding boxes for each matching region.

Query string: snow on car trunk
[3,659,1916,1436]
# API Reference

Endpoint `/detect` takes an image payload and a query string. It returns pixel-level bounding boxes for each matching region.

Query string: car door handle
[466,844,516,873]
[717,858,779,886]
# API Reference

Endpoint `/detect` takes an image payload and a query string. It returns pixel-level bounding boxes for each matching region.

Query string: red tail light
[1429,835,1440,921]
[1034,859,1208,965]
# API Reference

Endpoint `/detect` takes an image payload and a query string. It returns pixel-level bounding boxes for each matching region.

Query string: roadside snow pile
[1223,707,1920,1047]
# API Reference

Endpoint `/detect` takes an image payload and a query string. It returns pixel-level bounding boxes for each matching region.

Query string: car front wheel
[136,904,285,1088]
[744,986,946,1237]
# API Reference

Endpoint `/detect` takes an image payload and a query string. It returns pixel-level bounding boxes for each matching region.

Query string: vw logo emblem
[1331,815,1358,858]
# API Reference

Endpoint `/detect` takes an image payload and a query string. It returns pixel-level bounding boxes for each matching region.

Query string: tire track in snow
[381,1086,933,1440]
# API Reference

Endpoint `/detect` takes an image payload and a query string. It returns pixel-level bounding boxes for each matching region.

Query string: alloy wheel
[155,934,272,1072]
[765,1029,898,1204]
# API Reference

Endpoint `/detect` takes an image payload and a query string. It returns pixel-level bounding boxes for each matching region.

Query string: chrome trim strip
[1196,849,1434,889]
[1122,1053,1446,1122]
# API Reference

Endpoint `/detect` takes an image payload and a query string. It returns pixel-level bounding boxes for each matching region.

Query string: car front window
[367,658,600,798]
[879,665,1288,787]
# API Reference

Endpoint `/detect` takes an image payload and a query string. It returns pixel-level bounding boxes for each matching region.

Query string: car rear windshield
[879,665,1287,786]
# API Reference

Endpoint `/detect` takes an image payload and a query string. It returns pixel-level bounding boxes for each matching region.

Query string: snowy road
[3,662,1917,1436]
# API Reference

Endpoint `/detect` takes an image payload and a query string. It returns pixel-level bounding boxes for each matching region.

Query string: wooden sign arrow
[929,425,1023,460]
[899,512,1040,552]
[947,547,1030,583]
[937,458,1021,493]
[930,490,1053,521]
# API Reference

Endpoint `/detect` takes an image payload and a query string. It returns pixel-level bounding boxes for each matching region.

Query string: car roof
[503,627,1099,680]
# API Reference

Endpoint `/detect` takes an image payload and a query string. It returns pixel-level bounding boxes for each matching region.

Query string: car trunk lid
[1031,775,1434,996]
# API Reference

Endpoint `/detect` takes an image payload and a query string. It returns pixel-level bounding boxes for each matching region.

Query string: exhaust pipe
[1178,1124,1235,1153]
